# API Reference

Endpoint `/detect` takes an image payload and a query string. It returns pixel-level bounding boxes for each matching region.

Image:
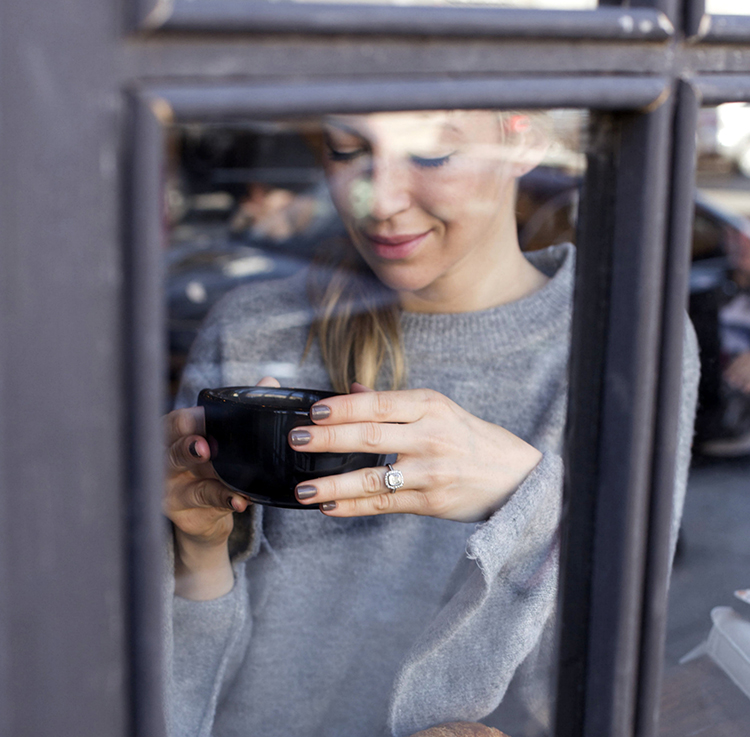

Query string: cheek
[324,168,351,218]
[418,165,508,226]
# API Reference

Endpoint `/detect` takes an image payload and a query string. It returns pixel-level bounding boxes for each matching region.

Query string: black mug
[198,386,389,509]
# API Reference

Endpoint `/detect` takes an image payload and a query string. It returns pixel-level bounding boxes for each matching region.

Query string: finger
[295,461,421,504]
[163,406,206,446]
[289,420,413,455]
[167,476,250,515]
[309,388,439,426]
[167,433,214,476]
[256,376,281,388]
[319,488,433,518]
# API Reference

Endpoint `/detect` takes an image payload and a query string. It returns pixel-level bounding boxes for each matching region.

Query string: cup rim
[198,386,340,413]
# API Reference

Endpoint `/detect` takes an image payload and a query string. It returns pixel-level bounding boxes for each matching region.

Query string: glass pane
[659,104,750,736]
[162,108,588,736]
[706,0,750,15]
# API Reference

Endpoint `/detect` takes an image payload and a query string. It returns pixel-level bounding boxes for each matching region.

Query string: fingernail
[320,501,337,512]
[189,441,200,458]
[310,404,331,421]
[290,429,311,446]
[296,485,317,500]
[227,497,237,511]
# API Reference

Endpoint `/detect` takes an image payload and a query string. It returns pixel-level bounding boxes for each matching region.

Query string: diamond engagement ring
[384,463,404,493]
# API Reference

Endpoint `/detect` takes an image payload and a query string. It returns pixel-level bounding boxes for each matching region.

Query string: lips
[362,231,431,260]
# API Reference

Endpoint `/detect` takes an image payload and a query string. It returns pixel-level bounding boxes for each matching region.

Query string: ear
[503,114,550,178]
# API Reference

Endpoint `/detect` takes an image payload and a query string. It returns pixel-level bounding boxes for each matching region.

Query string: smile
[363,231,431,260]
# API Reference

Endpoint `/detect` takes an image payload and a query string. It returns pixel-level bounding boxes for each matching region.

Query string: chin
[372,269,436,295]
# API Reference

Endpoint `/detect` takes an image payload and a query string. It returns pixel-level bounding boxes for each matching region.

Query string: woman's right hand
[164,376,279,599]
[164,405,248,544]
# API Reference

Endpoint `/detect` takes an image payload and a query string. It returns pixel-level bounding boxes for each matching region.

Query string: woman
[164,110,699,737]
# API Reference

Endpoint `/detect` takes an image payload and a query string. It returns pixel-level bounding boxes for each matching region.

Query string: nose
[367,155,411,222]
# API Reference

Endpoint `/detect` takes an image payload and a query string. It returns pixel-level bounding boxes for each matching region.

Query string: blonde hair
[305,238,405,393]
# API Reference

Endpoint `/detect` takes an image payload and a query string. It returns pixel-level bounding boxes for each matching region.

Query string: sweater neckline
[400,243,574,355]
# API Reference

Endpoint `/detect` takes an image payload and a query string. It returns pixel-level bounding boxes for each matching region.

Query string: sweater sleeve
[168,561,253,737]
[388,318,700,737]
[166,291,261,737]
[388,452,563,737]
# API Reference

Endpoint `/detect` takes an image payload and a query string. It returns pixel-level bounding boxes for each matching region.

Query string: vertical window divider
[557,97,678,737]
[123,90,171,737]
[634,78,700,737]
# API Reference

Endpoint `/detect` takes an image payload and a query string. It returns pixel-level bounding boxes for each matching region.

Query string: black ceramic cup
[198,386,388,509]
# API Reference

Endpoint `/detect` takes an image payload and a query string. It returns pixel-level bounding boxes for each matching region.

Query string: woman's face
[322,111,529,299]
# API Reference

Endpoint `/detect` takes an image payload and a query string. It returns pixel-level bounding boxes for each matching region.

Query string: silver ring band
[384,463,404,493]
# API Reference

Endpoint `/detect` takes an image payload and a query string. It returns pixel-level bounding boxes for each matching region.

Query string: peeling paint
[149,96,174,125]
[657,14,675,35]
[141,0,174,29]
[698,14,712,38]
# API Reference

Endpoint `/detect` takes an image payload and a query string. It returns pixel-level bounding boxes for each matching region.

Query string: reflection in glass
[659,105,750,735]
[163,109,588,737]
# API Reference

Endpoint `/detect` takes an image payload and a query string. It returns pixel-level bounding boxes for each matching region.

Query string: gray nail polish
[310,404,331,421]
[290,429,311,446]
[296,485,317,500]
[321,501,337,512]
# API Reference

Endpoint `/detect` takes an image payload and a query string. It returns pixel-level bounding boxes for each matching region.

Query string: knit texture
[167,243,699,737]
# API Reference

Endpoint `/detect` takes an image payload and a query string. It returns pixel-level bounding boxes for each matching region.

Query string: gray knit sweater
[167,243,699,737]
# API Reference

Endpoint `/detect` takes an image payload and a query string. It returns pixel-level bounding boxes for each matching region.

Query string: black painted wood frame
[3,0,750,735]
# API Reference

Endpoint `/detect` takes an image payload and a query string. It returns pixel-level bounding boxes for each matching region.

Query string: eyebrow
[322,120,367,140]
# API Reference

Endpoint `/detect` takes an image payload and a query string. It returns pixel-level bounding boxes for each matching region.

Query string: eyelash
[410,154,453,168]
[326,149,363,162]
[326,149,453,169]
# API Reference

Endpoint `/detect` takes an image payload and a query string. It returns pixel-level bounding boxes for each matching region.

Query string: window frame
[3,0,750,735]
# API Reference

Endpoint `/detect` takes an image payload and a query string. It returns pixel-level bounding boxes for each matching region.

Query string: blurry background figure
[698,220,750,456]
[230,181,319,242]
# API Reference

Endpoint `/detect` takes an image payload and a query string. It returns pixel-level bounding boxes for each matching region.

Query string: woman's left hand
[289,385,542,523]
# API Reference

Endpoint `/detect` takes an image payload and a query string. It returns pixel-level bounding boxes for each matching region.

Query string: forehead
[323,111,501,147]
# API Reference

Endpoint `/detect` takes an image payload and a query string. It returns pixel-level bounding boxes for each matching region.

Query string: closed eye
[326,148,367,163]
[410,153,453,168]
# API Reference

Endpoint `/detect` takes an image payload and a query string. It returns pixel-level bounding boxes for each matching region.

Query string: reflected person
[163,111,700,737]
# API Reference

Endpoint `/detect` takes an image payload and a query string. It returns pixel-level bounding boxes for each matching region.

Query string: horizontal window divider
[696,13,750,44]
[140,75,669,121]
[695,73,750,104]
[136,1,673,41]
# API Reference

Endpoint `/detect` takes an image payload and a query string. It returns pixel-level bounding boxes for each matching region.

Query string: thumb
[256,376,282,388]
